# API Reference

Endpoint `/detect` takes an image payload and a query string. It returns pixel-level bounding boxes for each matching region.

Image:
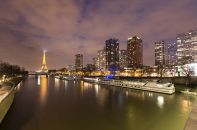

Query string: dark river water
[0,76,196,130]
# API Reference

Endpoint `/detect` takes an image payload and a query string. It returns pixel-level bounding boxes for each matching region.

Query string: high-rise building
[93,57,100,70]
[97,49,106,71]
[167,42,177,66]
[119,50,127,69]
[66,65,75,71]
[105,38,119,70]
[92,57,97,70]
[75,54,83,71]
[127,36,143,68]
[154,41,167,66]
[176,30,197,65]
[84,64,96,72]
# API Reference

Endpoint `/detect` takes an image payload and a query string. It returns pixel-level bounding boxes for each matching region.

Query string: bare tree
[180,65,192,86]
[157,65,168,79]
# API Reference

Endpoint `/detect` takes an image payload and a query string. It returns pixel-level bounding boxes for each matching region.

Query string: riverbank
[184,99,197,130]
[2,77,23,87]
[0,77,23,124]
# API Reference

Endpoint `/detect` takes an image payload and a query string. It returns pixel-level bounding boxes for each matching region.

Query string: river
[0,76,196,130]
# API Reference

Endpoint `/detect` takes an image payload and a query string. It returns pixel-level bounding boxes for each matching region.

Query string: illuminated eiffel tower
[41,51,48,72]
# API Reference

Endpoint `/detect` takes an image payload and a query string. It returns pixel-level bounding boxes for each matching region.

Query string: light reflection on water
[94,84,99,96]
[80,81,109,108]
[1,78,196,130]
[80,81,193,112]
[64,80,68,87]
[40,76,47,105]
[37,75,40,85]
[157,96,164,108]
[55,77,60,91]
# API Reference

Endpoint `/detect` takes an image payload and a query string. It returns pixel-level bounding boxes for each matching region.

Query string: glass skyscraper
[127,36,143,68]
[176,30,197,65]
[105,38,119,70]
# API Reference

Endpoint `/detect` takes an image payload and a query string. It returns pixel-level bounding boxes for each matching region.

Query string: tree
[0,62,28,78]
[157,65,168,78]
[180,65,192,86]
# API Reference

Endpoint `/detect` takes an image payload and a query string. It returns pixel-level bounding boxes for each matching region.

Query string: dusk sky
[0,0,197,70]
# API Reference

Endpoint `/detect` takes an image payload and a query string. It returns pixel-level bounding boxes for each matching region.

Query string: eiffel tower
[41,51,48,72]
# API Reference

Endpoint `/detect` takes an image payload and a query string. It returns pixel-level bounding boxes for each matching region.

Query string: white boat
[181,89,197,96]
[83,77,99,83]
[83,78,175,94]
[63,76,78,81]
[0,86,15,123]
[55,76,60,79]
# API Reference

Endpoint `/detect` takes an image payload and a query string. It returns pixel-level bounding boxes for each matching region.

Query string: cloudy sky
[0,0,196,70]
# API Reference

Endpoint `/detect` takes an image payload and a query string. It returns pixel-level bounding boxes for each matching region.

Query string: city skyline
[0,0,197,70]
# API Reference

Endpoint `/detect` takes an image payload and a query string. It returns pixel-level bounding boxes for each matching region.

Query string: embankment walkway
[185,99,197,130]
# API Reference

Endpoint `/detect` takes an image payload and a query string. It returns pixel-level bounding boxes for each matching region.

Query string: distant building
[127,36,143,68]
[75,54,83,71]
[40,51,48,72]
[105,38,119,70]
[167,42,177,66]
[119,50,127,69]
[92,57,97,69]
[154,41,167,67]
[176,30,197,65]
[94,57,100,70]
[84,64,96,72]
[66,65,75,71]
[97,49,106,71]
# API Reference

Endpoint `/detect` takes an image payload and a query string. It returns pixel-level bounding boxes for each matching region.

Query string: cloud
[0,0,196,70]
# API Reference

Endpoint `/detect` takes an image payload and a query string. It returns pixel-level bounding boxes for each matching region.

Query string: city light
[0,1,197,130]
